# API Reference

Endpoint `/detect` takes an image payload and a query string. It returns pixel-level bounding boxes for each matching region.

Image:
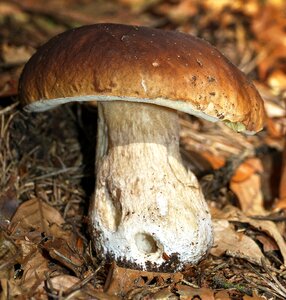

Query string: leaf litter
[1,0,286,299]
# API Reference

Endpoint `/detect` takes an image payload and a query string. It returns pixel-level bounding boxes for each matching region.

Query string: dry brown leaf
[251,4,286,80]
[6,251,50,297]
[156,0,198,24]
[39,237,84,277]
[3,198,84,297]
[0,2,21,15]
[200,151,225,170]
[231,158,263,183]
[176,284,215,299]
[46,274,80,293]
[0,70,20,98]
[212,205,286,264]
[211,219,264,263]
[266,116,285,139]
[34,275,114,300]
[202,0,234,12]
[268,70,286,94]
[230,173,265,215]
[215,290,233,300]
[255,234,279,253]
[9,198,72,242]
[118,0,160,12]
[104,262,183,296]
[149,286,174,299]
[1,43,33,66]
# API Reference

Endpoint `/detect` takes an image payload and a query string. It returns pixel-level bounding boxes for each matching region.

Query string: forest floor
[0,0,286,299]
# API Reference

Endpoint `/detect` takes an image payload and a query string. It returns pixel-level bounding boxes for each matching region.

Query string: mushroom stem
[90,101,213,271]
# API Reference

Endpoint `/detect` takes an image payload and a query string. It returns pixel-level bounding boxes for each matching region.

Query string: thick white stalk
[90,101,213,271]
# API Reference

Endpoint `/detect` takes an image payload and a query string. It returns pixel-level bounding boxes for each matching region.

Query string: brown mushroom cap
[19,23,265,133]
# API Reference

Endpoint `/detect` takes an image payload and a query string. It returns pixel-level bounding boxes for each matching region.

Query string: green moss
[223,120,246,132]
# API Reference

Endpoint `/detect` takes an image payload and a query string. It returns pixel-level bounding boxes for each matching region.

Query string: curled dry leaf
[212,205,286,264]
[4,198,82,298]
[155,0,198,24]
[255,234,279,253]
[1,43,33,66]
[251,3,286,81]
[0,2,22,15]
[39,237,85,277]
[230,173,265,215]
[231,158,263,183]
[176,284,215,299]
[211,219,264,263]
[267,70,286,94]
[104,262,183,297]
[9,198,71,241]
[5,251,50,298]
[45,274,80,293]
[34,275,113,300]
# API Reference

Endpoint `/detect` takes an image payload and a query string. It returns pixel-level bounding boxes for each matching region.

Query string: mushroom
[18,23,265,271]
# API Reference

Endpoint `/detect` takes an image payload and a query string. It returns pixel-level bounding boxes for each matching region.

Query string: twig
[31,166,80,180]
[250,214,286,222]
[180,279,199,289]
[62,264,103,298]
[245,260,286,299]
[0,102,19,116]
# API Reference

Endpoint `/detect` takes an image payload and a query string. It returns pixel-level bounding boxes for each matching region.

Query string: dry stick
[31,166,80,181]
[243,275,282,300]
[261,258,286,297]
[245,260,286,299]
[180,279,199,289]
[0,102,19,116]
[250,214,286,222]
[62,264,104,298]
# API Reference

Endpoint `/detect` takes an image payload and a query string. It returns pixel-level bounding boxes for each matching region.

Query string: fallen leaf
[0,2,26,18]
[211,219,264,263]
[155,0,198,24]
[200,150,225,169]
[9,198,72,242]
[251,4,286,80]
[176,284,215,299]
[212,205,286,263]
[39,237,85,277]
[255,234,279,253]
[37,274,114,300]
[1,43,33,66]
[231,158,263,183]
[7,251,50,297]
[267,70,286,94]
[230,173,265,215]
[104,262,183,296]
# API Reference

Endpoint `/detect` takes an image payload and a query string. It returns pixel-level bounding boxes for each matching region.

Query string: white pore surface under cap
[24,95,220,123]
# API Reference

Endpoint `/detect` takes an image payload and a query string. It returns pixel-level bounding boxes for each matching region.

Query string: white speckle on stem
[141,79,147,93]
[156,194,168,216]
